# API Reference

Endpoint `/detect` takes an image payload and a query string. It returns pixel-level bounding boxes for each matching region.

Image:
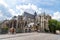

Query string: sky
[0,0,60,21]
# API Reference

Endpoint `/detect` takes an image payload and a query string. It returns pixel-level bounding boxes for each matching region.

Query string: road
[0,32,60,40]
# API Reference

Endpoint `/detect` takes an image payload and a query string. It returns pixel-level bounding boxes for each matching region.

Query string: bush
[16,28,23,33]
[1,27,8,34]
[49,26,56,33]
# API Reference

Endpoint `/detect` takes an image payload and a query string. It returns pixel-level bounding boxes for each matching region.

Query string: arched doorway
[34,25,39,32]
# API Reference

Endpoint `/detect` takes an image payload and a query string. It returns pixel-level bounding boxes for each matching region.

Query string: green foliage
[56,22,60,30]
[49,19,60,33]
[1,26,8,34]
[48,19,57,33]
[16,28,23,33]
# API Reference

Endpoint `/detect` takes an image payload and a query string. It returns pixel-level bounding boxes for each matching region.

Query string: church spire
[34,11,37,16]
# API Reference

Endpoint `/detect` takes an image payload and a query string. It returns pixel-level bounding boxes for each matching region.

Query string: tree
[56,22,60,30]
[48,19,57,33]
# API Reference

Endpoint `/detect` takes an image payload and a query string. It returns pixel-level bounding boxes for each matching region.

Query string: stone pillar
[16,18,18,33]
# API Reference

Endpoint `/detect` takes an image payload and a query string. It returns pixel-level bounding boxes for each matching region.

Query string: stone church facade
[0,12,51,33]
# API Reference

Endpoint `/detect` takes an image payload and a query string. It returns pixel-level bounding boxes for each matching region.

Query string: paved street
[0,32,60,40]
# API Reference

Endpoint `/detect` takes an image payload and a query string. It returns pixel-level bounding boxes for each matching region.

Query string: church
[0,11,51,33]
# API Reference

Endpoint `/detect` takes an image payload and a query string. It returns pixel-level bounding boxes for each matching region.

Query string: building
[37,12,51,32]
[23,12,51,32]
[23,12,35,23]
[0,11,51,33]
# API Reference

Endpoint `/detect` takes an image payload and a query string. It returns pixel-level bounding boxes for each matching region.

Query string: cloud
[17,0,29,3]
[0,10,3,17]
[36,0,59,6]
[16,0,58,6]
[8,8,21,16]
[0,4,12,20]
[0,0,8,7]
[52,11,60,21]
[0,0,60,21]
[16,3,43,15]
[0,10,8,21]
[9,9,16,16]
[16,3,53,15]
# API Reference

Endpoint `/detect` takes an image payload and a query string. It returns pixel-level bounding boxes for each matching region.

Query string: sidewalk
[0,32,59,40]
[0,32,38,39]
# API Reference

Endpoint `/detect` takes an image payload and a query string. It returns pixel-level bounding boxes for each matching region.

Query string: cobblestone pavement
[0,32,60,40]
